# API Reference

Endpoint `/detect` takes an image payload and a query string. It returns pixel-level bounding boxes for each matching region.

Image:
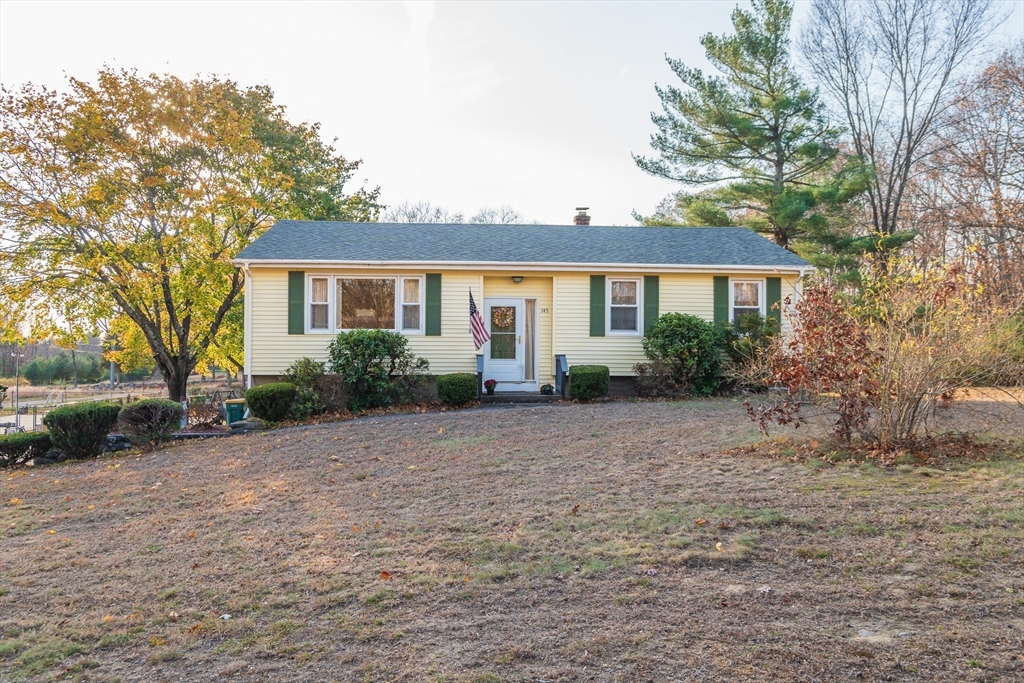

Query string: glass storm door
[484,298,523,386]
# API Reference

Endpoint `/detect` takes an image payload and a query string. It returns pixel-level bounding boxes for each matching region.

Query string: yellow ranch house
[234,212,811,395]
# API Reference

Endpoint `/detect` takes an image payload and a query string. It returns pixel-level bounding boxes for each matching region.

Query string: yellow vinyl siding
[247,267,803,379]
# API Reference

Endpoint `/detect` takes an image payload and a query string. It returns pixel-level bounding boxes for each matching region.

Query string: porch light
[512,276,523,283]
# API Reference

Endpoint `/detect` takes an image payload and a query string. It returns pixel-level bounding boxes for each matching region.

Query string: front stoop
[481,392,564,404]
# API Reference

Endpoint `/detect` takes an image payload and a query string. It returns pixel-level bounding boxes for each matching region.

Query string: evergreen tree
[634,0,866,251]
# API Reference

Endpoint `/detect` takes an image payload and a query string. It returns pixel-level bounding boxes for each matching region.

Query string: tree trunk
[157,356,193,402]
[165,371,189,403]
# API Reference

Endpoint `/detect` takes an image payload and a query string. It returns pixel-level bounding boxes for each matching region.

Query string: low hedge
[437,373,478,406]
[245,382,297,422]
[0,431,52,468]
[568,365,610,401]
[118,398,184,449]
[43,401,121,459]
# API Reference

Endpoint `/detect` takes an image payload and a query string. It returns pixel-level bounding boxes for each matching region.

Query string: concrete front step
[481,392,563,404]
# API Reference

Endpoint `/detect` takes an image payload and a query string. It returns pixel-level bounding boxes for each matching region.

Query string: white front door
[483,298,524,389]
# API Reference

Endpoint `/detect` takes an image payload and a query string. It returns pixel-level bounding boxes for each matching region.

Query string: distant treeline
[20,351,151,386]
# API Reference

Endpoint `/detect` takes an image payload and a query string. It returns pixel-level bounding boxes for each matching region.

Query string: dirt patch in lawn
[2,398,1023,682]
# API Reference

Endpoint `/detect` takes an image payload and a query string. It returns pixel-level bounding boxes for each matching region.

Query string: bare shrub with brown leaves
[749,259,1024,450]
[187,403,222,430]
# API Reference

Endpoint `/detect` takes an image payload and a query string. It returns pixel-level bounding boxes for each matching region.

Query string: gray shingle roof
[235,221,810,269]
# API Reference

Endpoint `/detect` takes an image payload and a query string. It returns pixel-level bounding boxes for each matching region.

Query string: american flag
[469,290,490,349]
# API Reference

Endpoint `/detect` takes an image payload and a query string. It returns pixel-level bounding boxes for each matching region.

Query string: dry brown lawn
[2,397,1023,682]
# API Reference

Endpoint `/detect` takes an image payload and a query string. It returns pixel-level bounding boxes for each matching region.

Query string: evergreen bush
[568,365,610,401]
[244,382,297,422]
[117,398,185,449]
[437,373,478,405]
[642,313,722,396]
[0,431,52,468]
[43,401,121,459]
[326,329,428,412]
[283,357,328,420]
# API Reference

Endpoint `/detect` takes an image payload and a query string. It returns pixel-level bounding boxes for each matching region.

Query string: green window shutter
[425,273,442,336]
[766,276,782,324]
[713,276,729,324]
[288,271,305,335]
[643,275,659,333]
[589,275,605,337]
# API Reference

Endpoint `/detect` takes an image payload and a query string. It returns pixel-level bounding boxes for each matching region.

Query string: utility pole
[11,350,25,430]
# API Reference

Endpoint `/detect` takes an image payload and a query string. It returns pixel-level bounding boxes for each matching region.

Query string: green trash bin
[224,398,246,425]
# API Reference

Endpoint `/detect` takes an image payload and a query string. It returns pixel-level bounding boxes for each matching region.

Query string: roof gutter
[231,258,809,274]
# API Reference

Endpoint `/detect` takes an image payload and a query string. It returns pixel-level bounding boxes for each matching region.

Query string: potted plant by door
[484,379,498,395]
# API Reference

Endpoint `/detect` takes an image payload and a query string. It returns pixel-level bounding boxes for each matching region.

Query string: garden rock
[32,448,67,466]
[105,434,133,453]
[230,419,265,434]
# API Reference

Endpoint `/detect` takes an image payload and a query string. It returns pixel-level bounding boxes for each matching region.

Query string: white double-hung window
[608,277,642,335]
[401,277,421,331]
[731,279,764,322]
[307,275,423,333]
[309,276,330,330]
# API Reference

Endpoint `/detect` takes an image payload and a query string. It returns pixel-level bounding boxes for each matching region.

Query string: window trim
[398,275,424,334]
[304,274,424,335]
[606,276,643,336]
[307,275,332,333]
[729,278,766,322]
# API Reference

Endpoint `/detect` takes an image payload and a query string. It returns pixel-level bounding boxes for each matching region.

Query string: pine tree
[634,0,866,252]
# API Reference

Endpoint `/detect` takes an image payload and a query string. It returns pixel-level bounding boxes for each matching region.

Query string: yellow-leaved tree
[0,69,381,400]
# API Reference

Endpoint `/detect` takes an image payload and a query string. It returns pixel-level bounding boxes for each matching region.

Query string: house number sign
[540,308,549,313]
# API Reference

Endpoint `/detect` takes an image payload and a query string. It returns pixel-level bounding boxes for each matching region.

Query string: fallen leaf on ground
[715,542,724,552]
[696,518,707,525]
[380,571,392,580]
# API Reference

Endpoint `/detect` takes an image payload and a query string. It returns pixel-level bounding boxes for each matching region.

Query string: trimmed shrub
[642,313,722,396]
[283,357,328,420]
[117,398,185,449]
[245,382,297,422]
[43,401,121,459]
[0,431,52,468]
[327,329,429,412]
[568,365,610,401]
[437,373,478,406]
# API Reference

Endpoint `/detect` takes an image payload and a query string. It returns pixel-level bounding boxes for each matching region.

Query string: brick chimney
[573,207,591,225]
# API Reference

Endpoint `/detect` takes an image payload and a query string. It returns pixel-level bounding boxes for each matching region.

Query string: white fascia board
[233,258,808,275]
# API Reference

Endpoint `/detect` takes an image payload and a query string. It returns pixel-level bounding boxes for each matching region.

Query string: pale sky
[1,1,1021,226]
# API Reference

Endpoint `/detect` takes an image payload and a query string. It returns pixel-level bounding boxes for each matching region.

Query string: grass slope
[2,399,1023,681]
